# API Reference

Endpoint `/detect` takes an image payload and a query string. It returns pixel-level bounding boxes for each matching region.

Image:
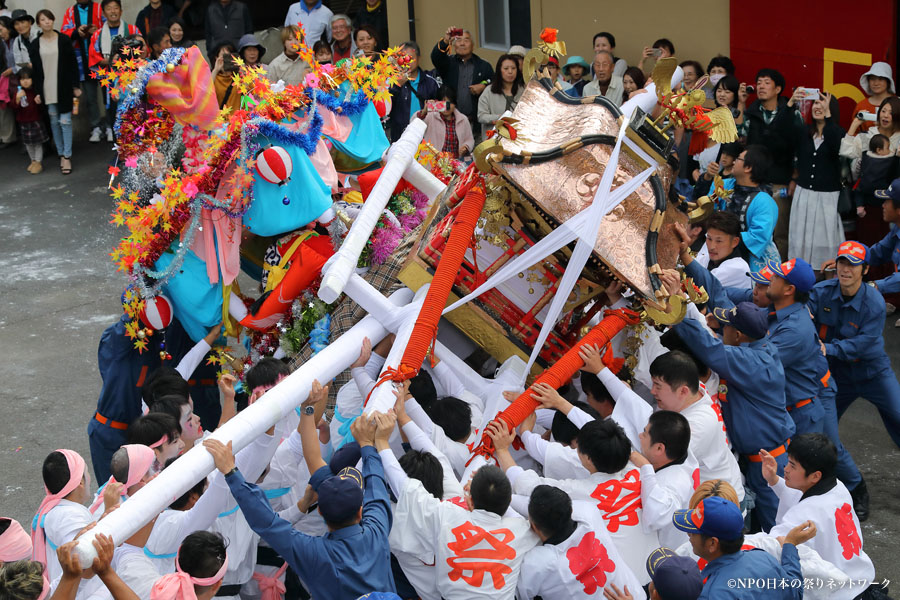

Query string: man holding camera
[431,27,493,139]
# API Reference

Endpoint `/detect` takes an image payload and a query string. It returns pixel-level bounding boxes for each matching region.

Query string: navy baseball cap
[874,177,900,203]
[712,302,768,340]
[836,240,869,265]
[748,264,774,285]
[330,441,362,474]
[672,496,744,541]
[646,548,703,600]
[317,466,364,523]
[767,258,815,293]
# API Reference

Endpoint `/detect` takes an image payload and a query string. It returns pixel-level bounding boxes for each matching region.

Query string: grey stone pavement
[1,144,898,591]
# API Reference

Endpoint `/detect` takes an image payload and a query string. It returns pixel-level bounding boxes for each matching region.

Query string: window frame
[477,0,511,52]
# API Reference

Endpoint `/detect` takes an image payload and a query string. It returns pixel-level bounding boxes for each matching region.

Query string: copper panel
[499,144,673,299]
[497,80,619,155]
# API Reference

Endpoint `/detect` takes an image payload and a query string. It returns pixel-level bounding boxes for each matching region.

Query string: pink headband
[149,435,169,449]
[149,552,229,600]
[0,518,32,562]
[89,445,156,514]
[31,449,87,567]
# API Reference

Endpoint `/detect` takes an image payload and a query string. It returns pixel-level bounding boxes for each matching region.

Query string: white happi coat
[392,478,538,599]
[770,479,875,600]
[515,501,646,600]
[680,394,744,500]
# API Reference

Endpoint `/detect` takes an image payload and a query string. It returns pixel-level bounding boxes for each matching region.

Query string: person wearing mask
[672,496,812,599]
[637,38,674,74]
[284,0,332,45]
[135,0,175,39]
[167,16,192,48]
[354,25,378,58]
[591,31,627,78]
[786,91,845,270]
[622,66,645,101]
[583,50,623,106]
[267,26,309,86]
[431,27,493,138]
[388,40,438,142]
[29,9,80,175]
[354,0,388,53]
[477,53,523,129]
[853,62,895,133]
[205,0,251,58]
[60,0,104,143]
[563,55,589,97]
[329,14,355,63]
[744,68,796,259]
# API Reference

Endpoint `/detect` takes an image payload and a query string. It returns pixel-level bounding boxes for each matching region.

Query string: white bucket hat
[860,62,896,95]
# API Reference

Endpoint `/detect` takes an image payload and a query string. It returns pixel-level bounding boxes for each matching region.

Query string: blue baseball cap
[317,466,364,523]
[836,240,869,265]
[874,177,900,203]
[712,302,768,340]
[646,548,703,600]
[748,264,774,285]
[672,496,744,541]
[767,258,815,293]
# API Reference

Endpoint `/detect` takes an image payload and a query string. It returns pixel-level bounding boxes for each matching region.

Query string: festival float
[73,28,735,560]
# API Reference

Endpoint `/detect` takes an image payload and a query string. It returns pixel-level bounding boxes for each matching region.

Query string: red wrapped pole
[468,307,641,462]
[365,184,487,403]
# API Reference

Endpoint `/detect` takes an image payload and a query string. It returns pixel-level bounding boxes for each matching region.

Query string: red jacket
[88,22,140,69]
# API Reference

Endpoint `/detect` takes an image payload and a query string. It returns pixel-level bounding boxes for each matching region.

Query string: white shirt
[516,502,646,600]
[680,394,744,500]
[112,544,159,600]
[284,2,332,45]
[43,500,105,600]
[638,461,695,550]
[695,246,752,290]
[391,477,538,599]
[144,433,276,574]
[509,464,659,585]
[769,479,875,600]
[582,76,625,107]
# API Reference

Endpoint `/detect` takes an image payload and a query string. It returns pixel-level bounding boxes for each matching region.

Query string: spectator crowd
[2,3,900,600]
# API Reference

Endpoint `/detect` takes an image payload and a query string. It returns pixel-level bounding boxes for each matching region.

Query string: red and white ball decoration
[255,146,293,185]
[139,294,174,331]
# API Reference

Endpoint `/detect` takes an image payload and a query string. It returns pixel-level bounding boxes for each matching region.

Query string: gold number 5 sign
[823,48,873,105]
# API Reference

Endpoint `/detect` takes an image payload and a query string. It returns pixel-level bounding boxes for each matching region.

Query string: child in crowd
[313,39,332,65]
[854,133,898,249]
[13,67,48,174]
[420,86,474,159]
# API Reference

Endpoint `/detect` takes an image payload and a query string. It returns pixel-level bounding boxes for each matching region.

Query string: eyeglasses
[734,156,745,162]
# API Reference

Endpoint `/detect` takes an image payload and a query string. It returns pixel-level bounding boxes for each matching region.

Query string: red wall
[730,0,897,128]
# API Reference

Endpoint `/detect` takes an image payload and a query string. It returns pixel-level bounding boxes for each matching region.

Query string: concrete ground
[1,144,899,590]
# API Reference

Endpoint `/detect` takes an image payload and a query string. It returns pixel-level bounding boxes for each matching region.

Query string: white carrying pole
[73,288,413,564]
[319,119,429,303]
[619,65,684,120]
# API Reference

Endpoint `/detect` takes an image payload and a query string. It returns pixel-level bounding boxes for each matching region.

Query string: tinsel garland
[115,47,187,131]
[306,87,371,118]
